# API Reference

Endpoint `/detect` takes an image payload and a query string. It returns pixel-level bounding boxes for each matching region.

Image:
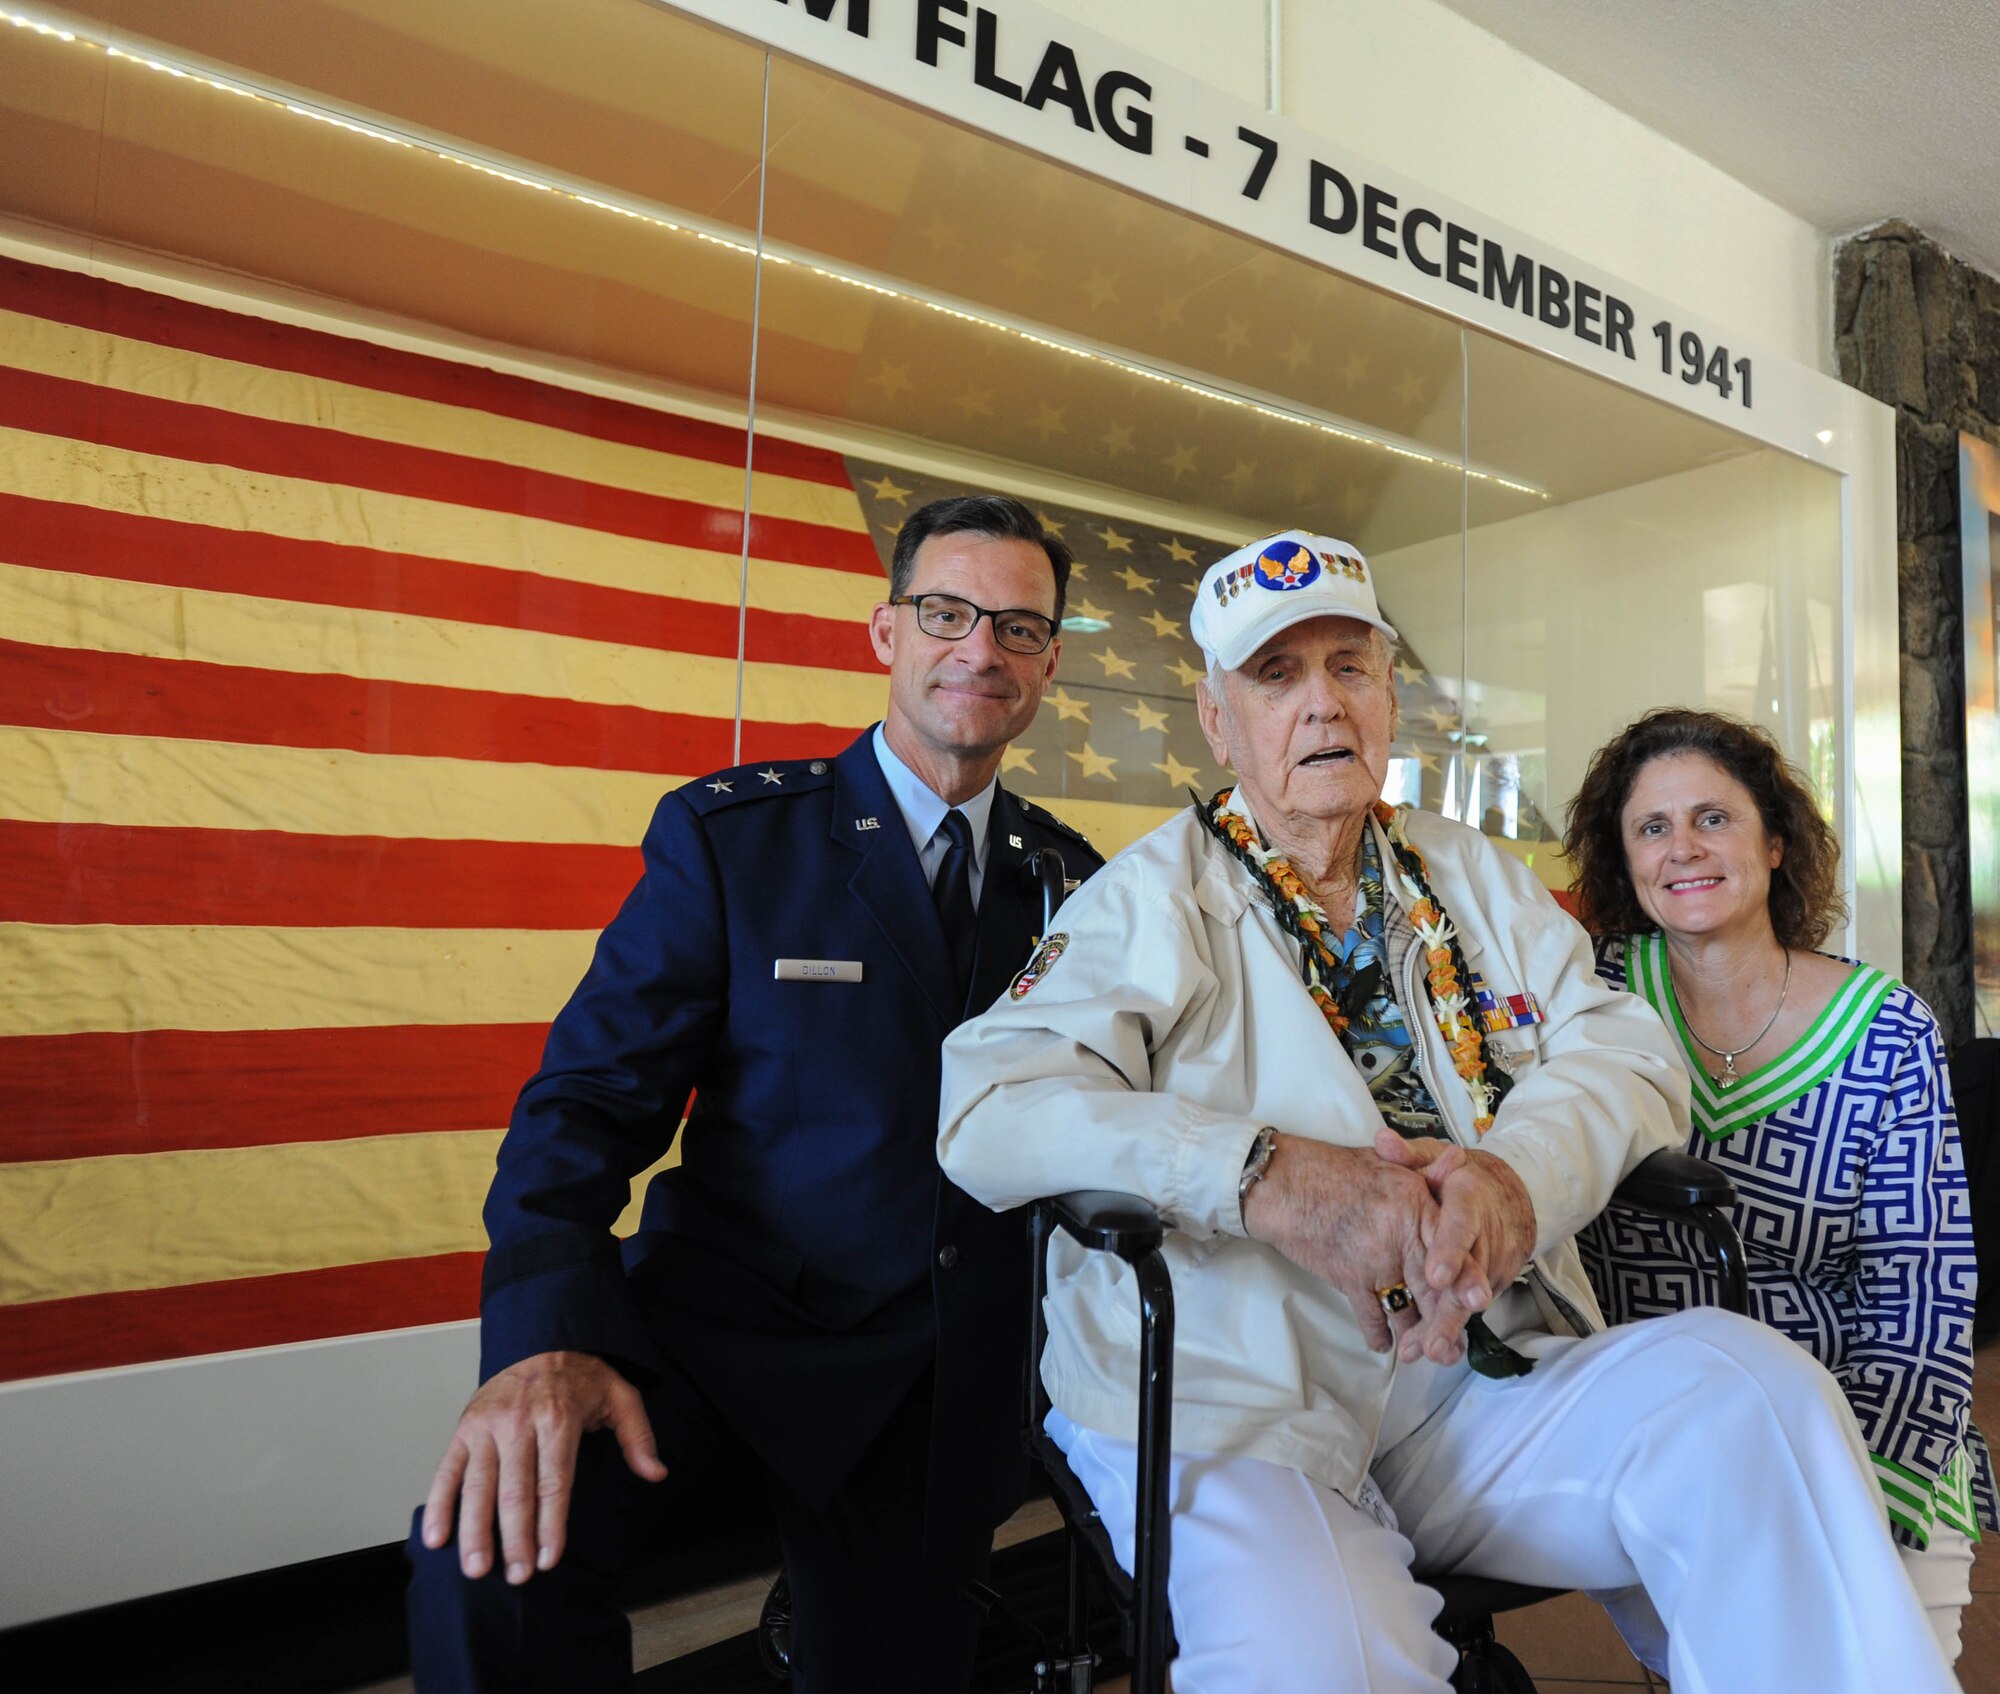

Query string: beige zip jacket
[938,803,1688,1498]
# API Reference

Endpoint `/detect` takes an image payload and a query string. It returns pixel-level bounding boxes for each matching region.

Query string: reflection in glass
[1457,330,1845,887]
[1962,434,2000,1035]
[745,52,1495,853]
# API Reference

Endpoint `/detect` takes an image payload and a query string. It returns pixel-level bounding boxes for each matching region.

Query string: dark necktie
[932,808,977,1002]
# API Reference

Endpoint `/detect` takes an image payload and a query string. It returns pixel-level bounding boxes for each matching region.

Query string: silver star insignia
[759,768,784,785]
[706,779,733,794]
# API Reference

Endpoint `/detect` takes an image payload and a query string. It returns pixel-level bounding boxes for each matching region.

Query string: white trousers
[1907,1528,1978,1666]
[1600,1522,1976,1671]
[1050,1308,1958,1694]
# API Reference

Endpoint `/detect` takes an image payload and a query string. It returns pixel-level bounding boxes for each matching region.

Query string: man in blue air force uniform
[406,495,1102,1691]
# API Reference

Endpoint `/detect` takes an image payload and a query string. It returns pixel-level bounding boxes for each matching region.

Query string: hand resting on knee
[420,1350,667,1586]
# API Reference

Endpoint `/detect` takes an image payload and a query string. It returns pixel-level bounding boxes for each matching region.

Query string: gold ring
[1377,1281,1413,1315]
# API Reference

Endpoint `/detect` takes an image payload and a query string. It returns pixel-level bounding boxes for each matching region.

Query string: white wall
[0,1324,479,1628]
[1037,0,1830,374]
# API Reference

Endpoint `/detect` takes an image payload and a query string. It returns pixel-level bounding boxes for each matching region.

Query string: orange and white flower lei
[1208,788,1506,1135]
[1371,803,1501,1133]
[1208,788,1351,1036]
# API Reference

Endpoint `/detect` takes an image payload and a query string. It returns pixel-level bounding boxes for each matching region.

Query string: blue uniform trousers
[406,1354,982,1692]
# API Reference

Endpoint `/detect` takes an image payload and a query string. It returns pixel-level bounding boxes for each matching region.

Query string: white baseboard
[0,1321,478,1628]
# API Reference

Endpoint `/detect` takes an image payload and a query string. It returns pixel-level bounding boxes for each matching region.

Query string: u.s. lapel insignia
[1009,931,1069,1000]
[854,816,881,831]
[1008,833,1023,849]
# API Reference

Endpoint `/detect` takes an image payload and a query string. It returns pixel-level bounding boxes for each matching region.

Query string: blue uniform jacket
[478,729,1102,1536]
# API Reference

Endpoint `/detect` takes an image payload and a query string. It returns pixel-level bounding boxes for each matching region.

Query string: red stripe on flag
[0,1026,546,1160]
[0,1253,485,1383]
[0,820,641,929]
[0,365,883,575]
[0,255,855,489]
[0,639,855,771]
[0,493,879,672]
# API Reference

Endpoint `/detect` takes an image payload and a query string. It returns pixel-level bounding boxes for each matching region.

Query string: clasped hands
[1242,1127,1536,1366]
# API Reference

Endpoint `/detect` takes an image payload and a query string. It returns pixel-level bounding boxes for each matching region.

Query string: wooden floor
[356,1342,2000,1691]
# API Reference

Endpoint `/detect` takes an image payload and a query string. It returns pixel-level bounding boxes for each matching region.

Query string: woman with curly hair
[1565,707,1995,1664]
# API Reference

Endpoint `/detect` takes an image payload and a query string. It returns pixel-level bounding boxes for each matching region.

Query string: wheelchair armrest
[1602,1148,1750,1317]
[1047,1189,1165,1263]
[1611,1148,1736,1211]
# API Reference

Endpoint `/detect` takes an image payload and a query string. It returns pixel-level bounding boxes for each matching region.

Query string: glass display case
[0,0,1871,1374]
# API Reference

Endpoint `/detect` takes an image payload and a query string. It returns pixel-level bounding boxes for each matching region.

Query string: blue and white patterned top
[1580,934,1997,1549]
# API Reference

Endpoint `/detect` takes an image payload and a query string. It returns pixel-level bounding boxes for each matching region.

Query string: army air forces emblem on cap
[1009,932,1069,1000]
[1251,538,1322,592]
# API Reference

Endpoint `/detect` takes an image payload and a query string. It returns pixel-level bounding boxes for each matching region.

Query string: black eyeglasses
[890,593,1057,655]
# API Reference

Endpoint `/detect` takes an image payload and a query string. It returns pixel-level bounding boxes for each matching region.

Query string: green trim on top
[1623,933,1896,1140]
[1873,1448,1984,1548]
[1874,1451,1937,1546]
[1936,1449,1984,1543]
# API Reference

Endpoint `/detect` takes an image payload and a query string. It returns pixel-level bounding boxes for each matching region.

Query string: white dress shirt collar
[871,723,998,903]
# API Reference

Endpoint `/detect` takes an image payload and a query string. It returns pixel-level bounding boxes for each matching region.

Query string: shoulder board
[1013,796,1102,860]
[677,757,835,813]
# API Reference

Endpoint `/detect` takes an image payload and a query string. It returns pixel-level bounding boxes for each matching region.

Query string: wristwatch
[1237,1124,1279,1205]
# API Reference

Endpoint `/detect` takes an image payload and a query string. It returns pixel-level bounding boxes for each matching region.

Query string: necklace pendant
[1717,1053,1739,1090]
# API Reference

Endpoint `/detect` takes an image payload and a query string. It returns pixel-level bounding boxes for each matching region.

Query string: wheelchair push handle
[1026,846,1068,938]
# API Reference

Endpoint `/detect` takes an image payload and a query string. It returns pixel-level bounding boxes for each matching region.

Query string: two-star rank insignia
[706,779,733,794]
[759,768,784,785]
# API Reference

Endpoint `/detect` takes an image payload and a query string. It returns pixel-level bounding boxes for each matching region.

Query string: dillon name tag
[774,958,864,983]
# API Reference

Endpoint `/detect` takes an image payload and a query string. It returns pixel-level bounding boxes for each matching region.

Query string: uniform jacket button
[937,1244,959,1269]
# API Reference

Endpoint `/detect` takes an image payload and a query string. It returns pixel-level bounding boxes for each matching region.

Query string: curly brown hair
[1562,708,1846,948]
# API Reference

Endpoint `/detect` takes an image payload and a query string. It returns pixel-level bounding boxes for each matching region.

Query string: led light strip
[3,4,1548,499]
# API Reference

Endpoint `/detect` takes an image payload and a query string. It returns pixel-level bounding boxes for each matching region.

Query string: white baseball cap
[1189,529,1397,672]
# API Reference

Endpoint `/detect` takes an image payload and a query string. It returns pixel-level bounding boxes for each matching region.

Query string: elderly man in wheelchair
[938,530,1956,1694]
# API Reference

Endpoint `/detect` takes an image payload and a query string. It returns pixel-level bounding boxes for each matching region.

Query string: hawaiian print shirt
[1329,828,1444,1138]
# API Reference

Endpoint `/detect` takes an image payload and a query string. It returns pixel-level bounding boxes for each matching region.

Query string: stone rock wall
[1834,220,2000,1046]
